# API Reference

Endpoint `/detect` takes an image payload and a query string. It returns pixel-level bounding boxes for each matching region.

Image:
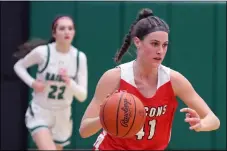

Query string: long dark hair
[114,8,169,63]
[13,15,74,59]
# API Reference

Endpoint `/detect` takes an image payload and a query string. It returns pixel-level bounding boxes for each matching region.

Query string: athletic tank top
[32,42,80,109]
[93,61,178,150]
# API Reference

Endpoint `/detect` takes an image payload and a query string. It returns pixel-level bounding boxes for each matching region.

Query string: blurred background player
[79,8,220,150]
[13,15,88,150]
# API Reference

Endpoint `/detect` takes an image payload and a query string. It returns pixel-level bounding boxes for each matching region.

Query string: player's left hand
[59,68,70,85]
[180,108,202,132]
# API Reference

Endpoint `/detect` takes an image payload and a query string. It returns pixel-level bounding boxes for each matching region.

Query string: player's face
[135,31,169,68]
[53,17,75,45]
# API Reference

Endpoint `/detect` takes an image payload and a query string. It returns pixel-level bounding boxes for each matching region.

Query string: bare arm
[171,70,220,131]
[69,52,88,102]
[79,68,120,138]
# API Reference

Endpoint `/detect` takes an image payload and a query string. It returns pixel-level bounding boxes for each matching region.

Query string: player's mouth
[64,36,70,39]
[153,57,162,61]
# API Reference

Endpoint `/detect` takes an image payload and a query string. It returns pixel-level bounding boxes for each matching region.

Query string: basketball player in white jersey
[13,15,88,150]
[79,8,220,150]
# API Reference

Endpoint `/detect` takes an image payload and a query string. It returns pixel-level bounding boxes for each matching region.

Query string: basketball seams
[101,96,110,132]
[116,91,125,136]
[100,91,146,138]
[122,93,137,138]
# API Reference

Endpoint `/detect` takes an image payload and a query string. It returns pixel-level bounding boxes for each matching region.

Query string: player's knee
[32,129,56,150]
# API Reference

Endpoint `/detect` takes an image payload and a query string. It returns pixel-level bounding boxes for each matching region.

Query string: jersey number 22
[48,85,66,100]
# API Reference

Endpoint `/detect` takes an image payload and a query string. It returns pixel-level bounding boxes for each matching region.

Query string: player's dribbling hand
[32,80,46,93]
[106,90,119,98]
[59,68,70,85]
[180,108,202,132]
[100,90,119,108]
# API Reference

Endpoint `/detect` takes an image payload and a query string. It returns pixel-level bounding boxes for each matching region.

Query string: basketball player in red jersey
[79,8,220,150]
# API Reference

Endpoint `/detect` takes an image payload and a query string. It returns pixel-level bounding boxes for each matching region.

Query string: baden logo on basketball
[120,98,132,127]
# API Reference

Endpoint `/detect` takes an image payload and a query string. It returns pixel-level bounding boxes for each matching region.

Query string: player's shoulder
[96,67,121,93]
[70,46,87,61]
[100,67,121,83]
[169,67,187,86]
[32,44,48,56]
[158,64,177,86]
[159,64,171,74]
[169,67,193,96]
[33,44,48,51]
[105,67,121,76]
[117,60,134,69]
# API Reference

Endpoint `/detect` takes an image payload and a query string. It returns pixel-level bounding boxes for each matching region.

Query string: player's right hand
[100,90,119,108]
[32,80,46,93]
[106,90,119,98]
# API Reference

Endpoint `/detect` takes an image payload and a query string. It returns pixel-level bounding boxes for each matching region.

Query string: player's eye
[68,26,74,31]
[151,42,159,47]
[59,27,65,31]
[162,43,168,48]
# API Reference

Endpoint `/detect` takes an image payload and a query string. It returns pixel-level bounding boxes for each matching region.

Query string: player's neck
[134,59,158,78]
[55,43,70,53]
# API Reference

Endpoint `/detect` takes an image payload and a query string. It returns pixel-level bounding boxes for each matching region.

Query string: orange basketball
[99,91,146,138]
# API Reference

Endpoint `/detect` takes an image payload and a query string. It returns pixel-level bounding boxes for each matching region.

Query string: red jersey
[93,61,178,150]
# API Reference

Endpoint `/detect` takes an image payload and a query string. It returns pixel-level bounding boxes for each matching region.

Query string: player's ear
[133,37,141,49]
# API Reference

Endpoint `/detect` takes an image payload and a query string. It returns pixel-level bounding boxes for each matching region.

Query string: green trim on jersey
[54,137,71,145]
[29,103,34,117]
[38,44,50,73]
[29,125,49,133]
[74,50,80,82]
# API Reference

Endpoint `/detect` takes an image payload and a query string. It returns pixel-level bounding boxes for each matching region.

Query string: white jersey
[14,42,88,109]
[34,43,80,109]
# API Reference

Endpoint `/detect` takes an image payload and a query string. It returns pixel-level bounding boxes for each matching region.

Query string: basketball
[99,91,146,138]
